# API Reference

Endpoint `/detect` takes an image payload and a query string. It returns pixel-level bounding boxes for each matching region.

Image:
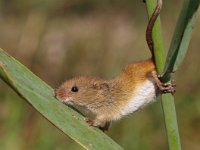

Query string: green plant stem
[145,1,181,150]
[162,0,199,148]
[161,94,181,150]
[145,0,165,74]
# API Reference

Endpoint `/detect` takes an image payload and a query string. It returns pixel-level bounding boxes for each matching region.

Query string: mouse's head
[55,76,109,107]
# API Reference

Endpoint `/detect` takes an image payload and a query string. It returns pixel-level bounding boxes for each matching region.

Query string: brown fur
[55,59,155,127]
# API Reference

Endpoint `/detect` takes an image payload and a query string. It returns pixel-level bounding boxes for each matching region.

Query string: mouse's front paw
[84,117,95,126]
[84,118,101,126]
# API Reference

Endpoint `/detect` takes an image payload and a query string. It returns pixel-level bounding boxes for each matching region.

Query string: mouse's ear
[92,82,109,91]
[99,82,109,90]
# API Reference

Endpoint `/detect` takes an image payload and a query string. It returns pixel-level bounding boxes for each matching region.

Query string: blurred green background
[0,0,199,149]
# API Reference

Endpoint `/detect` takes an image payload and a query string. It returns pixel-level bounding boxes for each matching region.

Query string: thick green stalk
[145,1,181,150]
[162,1,199,149]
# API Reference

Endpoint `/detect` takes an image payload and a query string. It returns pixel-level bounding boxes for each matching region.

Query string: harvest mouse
[55,0,175,131]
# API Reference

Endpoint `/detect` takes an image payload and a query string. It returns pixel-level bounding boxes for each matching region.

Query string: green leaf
[0,48,123,150]
[164,0,200,75]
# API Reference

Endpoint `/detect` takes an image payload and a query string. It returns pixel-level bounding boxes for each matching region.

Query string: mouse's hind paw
[151,71,176,94]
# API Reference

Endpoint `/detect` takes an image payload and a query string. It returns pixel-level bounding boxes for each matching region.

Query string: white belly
[120,79,156,117]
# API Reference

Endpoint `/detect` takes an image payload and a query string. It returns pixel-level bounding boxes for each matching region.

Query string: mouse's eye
[71,86,78,92]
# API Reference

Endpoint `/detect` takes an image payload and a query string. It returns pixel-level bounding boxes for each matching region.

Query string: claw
[157,74,162,78]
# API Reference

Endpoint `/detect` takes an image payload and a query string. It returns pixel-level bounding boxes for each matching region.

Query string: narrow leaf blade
[0,48,123,150]
[164,0,199,75]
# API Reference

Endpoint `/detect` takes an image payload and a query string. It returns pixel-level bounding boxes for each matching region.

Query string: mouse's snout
[54,88,72,103]
[54,88,65,100]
